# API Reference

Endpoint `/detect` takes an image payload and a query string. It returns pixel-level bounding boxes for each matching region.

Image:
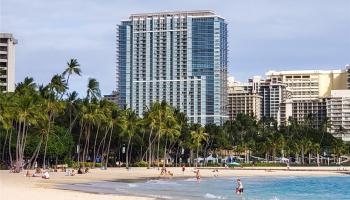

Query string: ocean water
[59,176,350,200]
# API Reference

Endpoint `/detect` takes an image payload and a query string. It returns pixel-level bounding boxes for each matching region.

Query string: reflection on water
[59,176,350,200]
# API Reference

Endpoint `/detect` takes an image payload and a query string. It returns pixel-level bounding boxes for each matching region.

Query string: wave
[128,183,138,188]
[204,193,226,199]
[184,178,203,182]
[146,179,181,185]
[149,194,173,199]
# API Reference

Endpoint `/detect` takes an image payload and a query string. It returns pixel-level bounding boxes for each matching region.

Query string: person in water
[195,169,201,182]
[236,178,244,194]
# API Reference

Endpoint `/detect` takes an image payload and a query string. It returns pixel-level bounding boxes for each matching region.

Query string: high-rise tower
[116,11,228,124]
[0,33,17,93]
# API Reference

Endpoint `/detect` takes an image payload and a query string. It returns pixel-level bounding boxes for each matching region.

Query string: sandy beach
[0,167,348,200]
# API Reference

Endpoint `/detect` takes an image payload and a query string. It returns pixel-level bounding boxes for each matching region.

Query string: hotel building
[227,78,261,120]
[0,33,17,92]
[327,90,350,142]
[116,11,228,124]
[266,68,348,126]
[266,69,347,100]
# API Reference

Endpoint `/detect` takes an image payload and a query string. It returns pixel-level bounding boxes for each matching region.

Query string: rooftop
[266,69,343,76]
[0,33,18,44]
[130,10,219,18]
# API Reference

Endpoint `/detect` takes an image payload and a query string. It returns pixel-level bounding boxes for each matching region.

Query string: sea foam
[204,193,226,199]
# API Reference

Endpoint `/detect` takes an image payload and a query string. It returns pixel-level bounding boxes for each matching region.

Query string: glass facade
[116,11,228,124]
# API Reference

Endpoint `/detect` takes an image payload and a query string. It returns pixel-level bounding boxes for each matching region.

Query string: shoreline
[1,167,349,200]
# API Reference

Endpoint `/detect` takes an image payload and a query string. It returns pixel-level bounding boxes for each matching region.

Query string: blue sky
[1,0,349,96]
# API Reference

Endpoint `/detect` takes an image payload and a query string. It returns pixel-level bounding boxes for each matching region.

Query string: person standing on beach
[182,165,185,174]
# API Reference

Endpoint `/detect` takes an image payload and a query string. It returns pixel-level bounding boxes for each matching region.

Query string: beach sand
[0,166,347,200]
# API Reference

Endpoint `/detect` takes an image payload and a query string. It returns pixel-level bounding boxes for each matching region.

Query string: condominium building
[116,11,228,124]
[227,80,261,120]
[327,90,350,142]
[0,33,17,92]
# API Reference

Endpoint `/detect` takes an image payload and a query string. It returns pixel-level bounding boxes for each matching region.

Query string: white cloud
[1,0,349,90]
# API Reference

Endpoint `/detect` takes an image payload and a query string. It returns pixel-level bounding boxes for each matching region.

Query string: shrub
[0,161,8,170]
[64,157,74,167]
[132,161,148,167]
[239,162,287,167]
[74,162,102,168]
[205,163,221,167]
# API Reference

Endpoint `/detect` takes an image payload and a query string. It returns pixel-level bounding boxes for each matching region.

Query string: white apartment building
[0,33,17,92]
[327,90,350,142]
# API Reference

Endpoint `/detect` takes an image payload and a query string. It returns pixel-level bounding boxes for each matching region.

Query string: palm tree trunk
[175,145,179,167]
[43,133,49,169]
[105,126,113,169]
[8,129,13,166]
[43,114,53,169]
[157,130,160,169]
[93,124,101,168]
[301,146,305,165]
[148,128,153,169]
[308,153,311,164]
[2,129,9,161]
[60,74,70,99]
[28,138,42,169]
[196,145,199,168]
[15,120,22,170]
[97,127,109,165]
[77,119,84,165]
[126,136,131,169]
[163,135,168,168]
[129,143,133,166]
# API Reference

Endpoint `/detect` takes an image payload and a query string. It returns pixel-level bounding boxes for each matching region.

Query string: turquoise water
[60,176,350,199]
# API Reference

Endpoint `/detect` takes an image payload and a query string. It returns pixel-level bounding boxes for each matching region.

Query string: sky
[0,0,349,96]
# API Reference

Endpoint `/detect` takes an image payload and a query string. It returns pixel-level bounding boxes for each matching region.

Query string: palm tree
[14,84,40,171]
[313,143,321,166]
[49,74,68,99]
[66,91,79,132]
[121,109,139,169]
[191,125,208,168]
[86,78,101,101]
[144,105,158,168]
[159,107,180,168]
[62,58,81,86]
